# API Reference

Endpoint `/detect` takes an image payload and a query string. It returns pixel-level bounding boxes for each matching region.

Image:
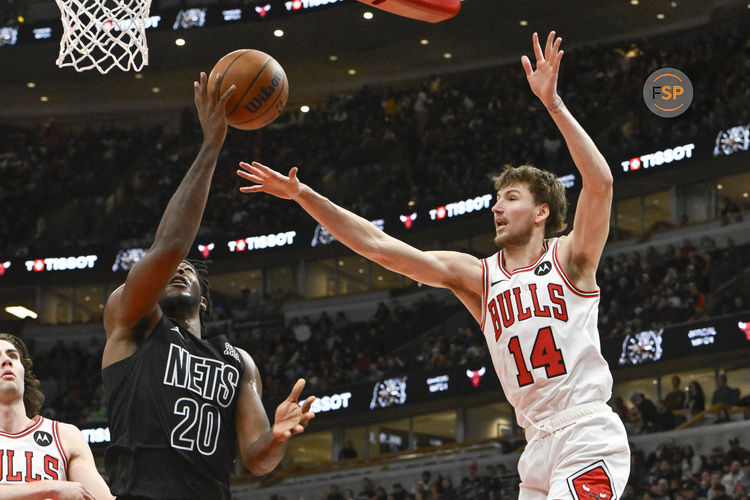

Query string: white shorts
[517,403,630,500]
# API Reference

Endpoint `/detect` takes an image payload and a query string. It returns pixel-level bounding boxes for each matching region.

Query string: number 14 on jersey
[508,326,567,387]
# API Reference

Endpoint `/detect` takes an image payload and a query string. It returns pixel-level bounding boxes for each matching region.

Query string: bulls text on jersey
[0,450,61,482]
[487,283,569,340]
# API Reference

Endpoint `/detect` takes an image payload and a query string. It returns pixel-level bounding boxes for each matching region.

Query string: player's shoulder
[55,421,89,454]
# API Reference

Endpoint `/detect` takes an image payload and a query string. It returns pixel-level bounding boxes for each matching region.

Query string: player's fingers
[553,36,562,54]
[293,424,305,434]
[239,185,265,193]
[251,161,276,177]
[286,378,306,402]
[219,84,236,103]
[544,30,556,60]
[520,56,533,78]
[300,395,316,413]
[288,166,299,181]
[236,169,263,184]
[554,50,564,69]
[532,32,544,62]
[238,161,253,171]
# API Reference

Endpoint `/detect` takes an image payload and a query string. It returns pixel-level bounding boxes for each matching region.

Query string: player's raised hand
[521,31,564,109]
[194,72,235,145]
[237,161,302,200]
[271,378,315,441]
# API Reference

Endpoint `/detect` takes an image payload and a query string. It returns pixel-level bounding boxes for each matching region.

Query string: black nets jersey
[102,315,245,500]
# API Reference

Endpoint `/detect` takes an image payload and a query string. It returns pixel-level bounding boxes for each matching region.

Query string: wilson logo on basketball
[244,70,283,113]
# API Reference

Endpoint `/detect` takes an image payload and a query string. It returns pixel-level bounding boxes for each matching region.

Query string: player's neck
[0,401,35,433]
[502,233,547,272]
[174,316,202,339]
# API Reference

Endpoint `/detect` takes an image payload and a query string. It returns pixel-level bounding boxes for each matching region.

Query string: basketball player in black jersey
[101,73,316,500]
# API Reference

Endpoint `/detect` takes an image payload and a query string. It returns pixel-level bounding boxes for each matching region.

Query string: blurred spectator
[654,400,678,432]
[664,375,687,411]
[356,478,375,500]
[712,374,740,407]
[722,461,745,493]
[339,440,358,461]
[727,439,750,468]
[687,381,706,417]
[631,392,658,433]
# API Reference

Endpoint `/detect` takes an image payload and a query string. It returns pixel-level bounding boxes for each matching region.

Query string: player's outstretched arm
[236,162,484,315]
[235,350,315,475]
[103,74,235,365]
[521,31,612,286]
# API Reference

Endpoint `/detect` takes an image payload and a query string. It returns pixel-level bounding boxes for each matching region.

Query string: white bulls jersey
[480,237,612,429]
[0,416,68,483]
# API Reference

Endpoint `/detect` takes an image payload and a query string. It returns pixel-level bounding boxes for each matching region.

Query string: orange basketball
[208,49,289,130]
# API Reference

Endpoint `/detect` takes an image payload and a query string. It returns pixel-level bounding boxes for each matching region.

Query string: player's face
[0,340,24,398]
[492,182,544,247]
[159,262,202,316]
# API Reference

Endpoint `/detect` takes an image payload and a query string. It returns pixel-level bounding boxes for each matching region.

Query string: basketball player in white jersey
[0,334,113,500]
[237,31,630,499]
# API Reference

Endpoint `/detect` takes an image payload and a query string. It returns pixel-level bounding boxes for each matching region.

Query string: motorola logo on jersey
[33,431,52,447]
[534,261,552,276]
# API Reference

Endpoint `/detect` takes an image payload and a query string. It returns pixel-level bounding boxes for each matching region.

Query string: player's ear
[535,203,550,223]
[200,297,207,312]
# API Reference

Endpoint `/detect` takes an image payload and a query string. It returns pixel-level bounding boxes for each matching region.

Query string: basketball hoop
[55,0,151,73]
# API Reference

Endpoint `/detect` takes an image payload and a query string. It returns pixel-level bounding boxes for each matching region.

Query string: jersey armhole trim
[480,258,489,331]
[552,239,600,298]
[52,420,69,474]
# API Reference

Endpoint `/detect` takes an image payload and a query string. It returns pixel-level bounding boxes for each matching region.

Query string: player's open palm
[521,31,564,108]
[237,161,302,200]
[47,480,96,500]
[272,378,315,441]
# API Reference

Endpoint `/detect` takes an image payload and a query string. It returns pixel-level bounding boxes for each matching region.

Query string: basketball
[208,49,289,130]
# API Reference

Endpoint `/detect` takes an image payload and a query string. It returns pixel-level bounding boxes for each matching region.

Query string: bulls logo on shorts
[567,461,615,500]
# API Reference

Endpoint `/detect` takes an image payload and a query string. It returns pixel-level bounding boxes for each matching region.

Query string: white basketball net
[55,0,150,73]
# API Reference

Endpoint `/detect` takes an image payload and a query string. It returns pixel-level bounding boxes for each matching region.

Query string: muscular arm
[60,423,114,500]
[235,350,314,475]
[103,74,234,367]
[237,163,484,319]
[521,31,612,288]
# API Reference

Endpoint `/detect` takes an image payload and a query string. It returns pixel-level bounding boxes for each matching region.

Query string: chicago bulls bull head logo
[465,366,486,388]
[567,462,615,500]
[399,213,417,229]
[198,243,214,259]
[739,322,750,341]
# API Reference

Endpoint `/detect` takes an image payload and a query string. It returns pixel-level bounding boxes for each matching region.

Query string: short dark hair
[0,334,44,418]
